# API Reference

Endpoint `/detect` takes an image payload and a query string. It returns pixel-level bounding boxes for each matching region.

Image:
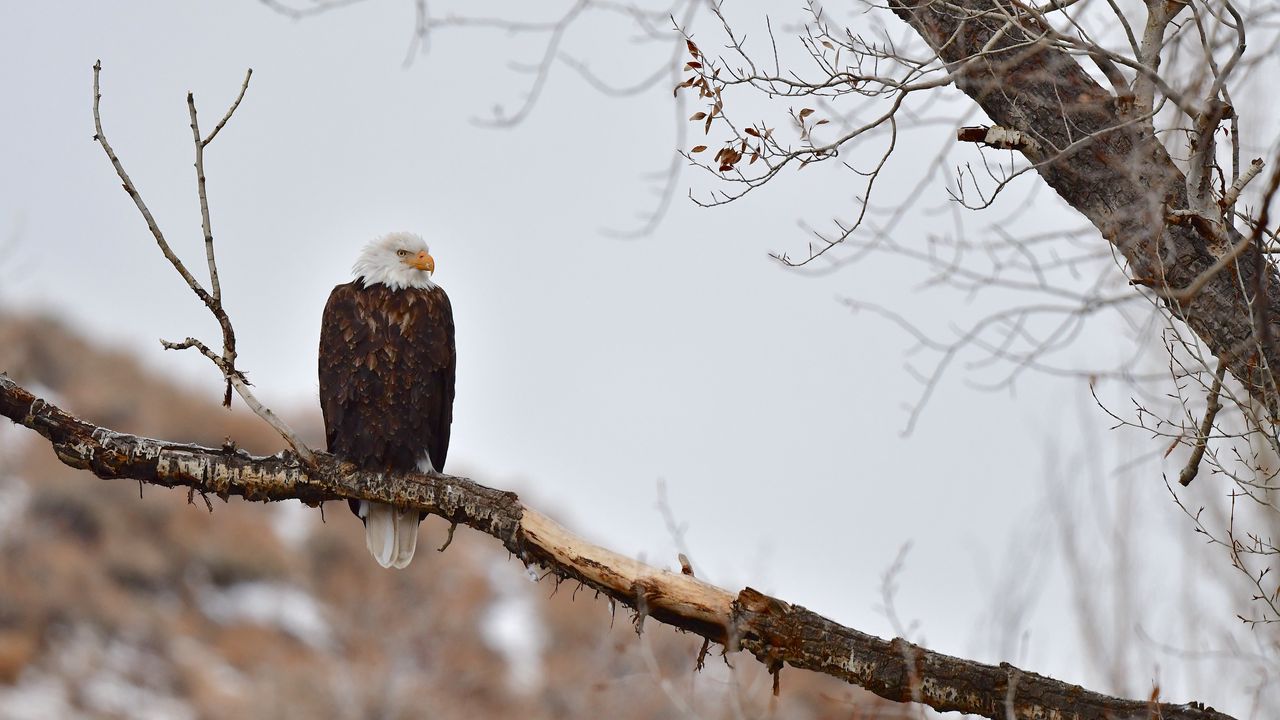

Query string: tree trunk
[890,0,1279,409]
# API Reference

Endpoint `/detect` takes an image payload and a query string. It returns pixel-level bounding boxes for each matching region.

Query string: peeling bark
[890,0,1280,409]
[0,374,1235,719]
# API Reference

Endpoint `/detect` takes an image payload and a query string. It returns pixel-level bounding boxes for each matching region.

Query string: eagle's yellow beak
[408,251,434,273]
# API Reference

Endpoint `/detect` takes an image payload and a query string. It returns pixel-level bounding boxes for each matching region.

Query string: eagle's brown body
[319,280,456,514]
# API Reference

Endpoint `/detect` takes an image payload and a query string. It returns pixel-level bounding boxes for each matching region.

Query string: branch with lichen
[0,374,1236,720]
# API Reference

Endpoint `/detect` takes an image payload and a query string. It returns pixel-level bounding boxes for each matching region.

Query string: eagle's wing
[318,281,370,461]
[412,286,456,472]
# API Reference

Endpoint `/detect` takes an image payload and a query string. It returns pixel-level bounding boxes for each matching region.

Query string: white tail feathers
[359,501,420,569]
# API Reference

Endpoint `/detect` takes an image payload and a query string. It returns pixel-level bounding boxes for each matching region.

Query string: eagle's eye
[396,249,409,257]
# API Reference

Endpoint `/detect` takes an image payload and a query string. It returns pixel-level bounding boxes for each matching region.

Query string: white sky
[0,1,1268,716]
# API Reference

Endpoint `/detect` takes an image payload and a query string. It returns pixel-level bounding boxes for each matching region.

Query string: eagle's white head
[352,232,436,291]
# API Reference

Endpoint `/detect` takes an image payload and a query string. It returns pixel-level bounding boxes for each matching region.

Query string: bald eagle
[319,232,456,569]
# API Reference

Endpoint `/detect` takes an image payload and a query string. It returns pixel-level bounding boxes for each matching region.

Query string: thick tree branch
[0,374,1235,720]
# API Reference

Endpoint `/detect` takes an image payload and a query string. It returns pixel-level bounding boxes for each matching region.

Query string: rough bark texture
[0,374,1236,719]
[890,0,1280,408]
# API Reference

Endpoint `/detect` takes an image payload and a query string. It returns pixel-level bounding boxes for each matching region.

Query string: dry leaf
[691,145,707,153]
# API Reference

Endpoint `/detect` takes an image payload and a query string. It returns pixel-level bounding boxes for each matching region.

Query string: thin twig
[92,61,211,305]
[188,93,221,304]
[160,338,316,464]
[186,73,253,404]
[201,69,253,147]
[437,520,458,552]
[1179,363,1227,486]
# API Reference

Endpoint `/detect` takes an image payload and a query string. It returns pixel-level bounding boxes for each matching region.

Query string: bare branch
[1134,0,1186,118]
[188,92,219,302]
[201,68,253,147]
[0,374,1240,720]
[1178,361,1227,486]
[92,62,315,466]
[157,337,315,465]
[1221,157,1265,214]
[957,125,1042,153]
[92,61,212,306]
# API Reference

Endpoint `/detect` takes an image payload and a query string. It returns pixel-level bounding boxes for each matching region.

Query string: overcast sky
[0,1,1268,715]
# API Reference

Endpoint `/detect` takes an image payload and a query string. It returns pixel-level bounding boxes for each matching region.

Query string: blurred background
[0,1,1276,718]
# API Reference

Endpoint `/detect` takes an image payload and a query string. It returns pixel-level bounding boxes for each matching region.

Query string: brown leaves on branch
[675,34,764,172]
[675,36,834,176]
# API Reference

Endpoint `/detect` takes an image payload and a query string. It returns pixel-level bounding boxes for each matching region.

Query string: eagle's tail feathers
[361,501,400,569]
[390,509,419,569]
